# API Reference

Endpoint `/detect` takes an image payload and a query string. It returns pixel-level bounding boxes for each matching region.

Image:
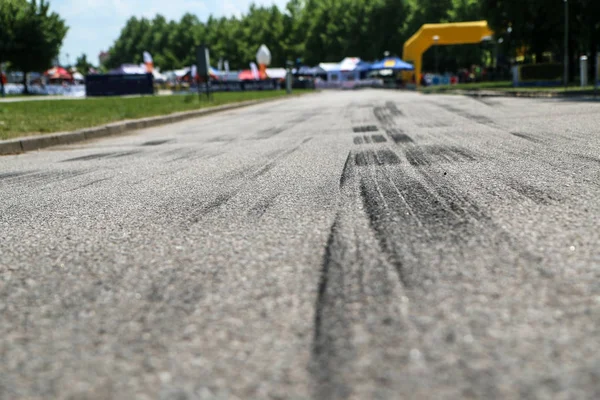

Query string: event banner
[194,79,282,92]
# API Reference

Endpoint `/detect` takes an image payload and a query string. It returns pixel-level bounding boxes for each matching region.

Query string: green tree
[0,0,23,95]
[75,53,93,74]
[100,0,600,79]
[10,0,68,93]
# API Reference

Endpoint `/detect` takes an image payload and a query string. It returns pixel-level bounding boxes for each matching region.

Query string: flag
[224,61,230,73]
[250,62,259,80]
[143,51,154,73]
[218,58,223,71]
[191,65,197,80]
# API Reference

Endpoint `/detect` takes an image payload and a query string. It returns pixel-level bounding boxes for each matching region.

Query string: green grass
[0,90,304,141]
[420,80,599,94]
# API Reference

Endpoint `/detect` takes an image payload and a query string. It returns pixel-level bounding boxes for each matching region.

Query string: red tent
[238,70,257,81]
[44,66,73,81]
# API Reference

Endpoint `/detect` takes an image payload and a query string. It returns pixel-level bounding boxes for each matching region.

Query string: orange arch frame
[402,21,494,86]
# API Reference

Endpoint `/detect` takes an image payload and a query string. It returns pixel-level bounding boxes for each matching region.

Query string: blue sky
[50,0,287,66]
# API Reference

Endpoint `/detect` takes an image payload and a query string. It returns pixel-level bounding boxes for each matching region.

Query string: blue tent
[370,57,414,71]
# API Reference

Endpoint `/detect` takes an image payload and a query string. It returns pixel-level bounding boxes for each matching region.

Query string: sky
[50,0,287,66]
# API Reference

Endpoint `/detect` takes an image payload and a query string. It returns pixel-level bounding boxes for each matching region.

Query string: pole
[285,60,293,94]
[495,41,499,78]
[198,76,201,101]
[595,50,599,98]
[205,73,210,100]
[0,64,4,98]
[564,0,569,89]
[435,44,439,75]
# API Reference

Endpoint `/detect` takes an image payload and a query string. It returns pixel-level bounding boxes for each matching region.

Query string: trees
[1,0,68,93]
[75,54,93,74]
[0,0,25,95]
[100,0,600,77]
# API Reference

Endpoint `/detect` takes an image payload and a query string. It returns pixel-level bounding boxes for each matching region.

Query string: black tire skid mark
[166,150,199,163]
[509,131,543,143]
[371,134,387,143]
[374,101,404,128]
[385,101,404,116]
[435,103,497,127]
[188,192,238,224]
[288,111,319,125]
[359,173,415,289]
[110,150,142,159]
[470,96,500,107]
[402,146,487,224]
[352,125,378,133]
[206,136,235,143]
[373,106,394,127]
[385,128,414,145]
[254,112,316,140]
[314,152,402,400]
[251,143,306,180]
[359,163,493,290]
[67,177,112,192]
[354,149,400,167]
[254,126,287,139]
[416,166,488,226]
[178,152,220,163]
[575,154,600,165]
[142,139,173,146]
[62,152,116,162]
[353,140,489,289]
[247,193,280,220]
[405,145,476,166]
[507,180,561,205]
[0,171,29,181]
[312,214,355,400]
[185,138,310,224]
[62,151,141,163]
[339,152,353,189]
[8,169,90,187]
[416,121,451,128]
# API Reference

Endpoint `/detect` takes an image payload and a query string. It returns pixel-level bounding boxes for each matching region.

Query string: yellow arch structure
[402,21,494,86]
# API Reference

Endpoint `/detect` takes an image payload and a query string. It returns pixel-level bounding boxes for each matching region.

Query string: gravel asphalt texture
[1,90,600,400]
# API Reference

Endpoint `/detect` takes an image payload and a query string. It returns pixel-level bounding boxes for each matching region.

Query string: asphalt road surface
[2,90,600,400]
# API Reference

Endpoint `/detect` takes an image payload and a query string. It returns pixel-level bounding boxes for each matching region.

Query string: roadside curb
[0,94,304,155]
[422,89,599,99]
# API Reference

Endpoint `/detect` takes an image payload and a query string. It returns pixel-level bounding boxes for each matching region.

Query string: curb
[422,89,599,99]
[0,94,304,156]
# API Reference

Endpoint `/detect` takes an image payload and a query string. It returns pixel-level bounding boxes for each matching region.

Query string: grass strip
[0,90,303,141]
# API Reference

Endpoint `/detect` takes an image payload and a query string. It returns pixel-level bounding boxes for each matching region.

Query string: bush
[519,63,563,81]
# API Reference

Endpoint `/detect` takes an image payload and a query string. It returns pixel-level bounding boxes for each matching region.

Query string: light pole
[433,35,440,75]
[496,38,504,78]
[564,0,569,88]
[507,26,512,65]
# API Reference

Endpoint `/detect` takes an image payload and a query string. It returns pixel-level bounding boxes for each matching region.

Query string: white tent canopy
[110,64,147,74]
[318,63,341,72]
[266,68,286,79]
[339,57,362,71]
[152,69,167,82]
